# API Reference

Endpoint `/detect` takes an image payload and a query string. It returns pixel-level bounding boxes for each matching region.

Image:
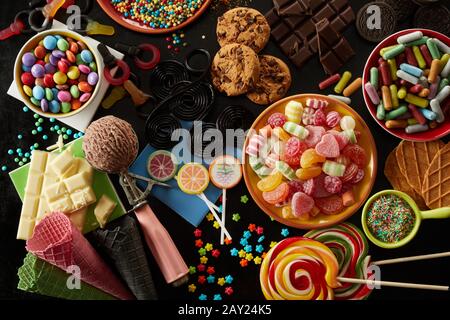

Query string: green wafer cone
[18,253,116,300]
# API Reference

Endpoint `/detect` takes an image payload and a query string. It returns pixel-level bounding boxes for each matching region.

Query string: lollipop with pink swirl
[259,237,340,300]
[305,223,372,300]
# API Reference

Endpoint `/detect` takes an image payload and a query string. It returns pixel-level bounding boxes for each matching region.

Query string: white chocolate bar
[17,148,95,239]
[94,195,117,228]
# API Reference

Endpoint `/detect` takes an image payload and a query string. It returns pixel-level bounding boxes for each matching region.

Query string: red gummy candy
[315,195,344,215]
[287,180,304,200]
[341,163,359,183]
[292,192,315,218]
[286,136,308,157]
[284,153,300,168]
[304,174,332,198]
[324,176,342,194]
[268,112,287,128]
[313,109,327,126]
[350,168,365,184]
[343,144,367,168]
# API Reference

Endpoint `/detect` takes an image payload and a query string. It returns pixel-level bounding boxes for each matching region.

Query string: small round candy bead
[17,134,22,139]
[34,46,46,59]
[49,100,60,113]
[53,71,67,85]
[43,35,57,50]
[41,99,49,112]
[35,77,44,87]
[1,166,7,172]
[66,50,76,63]
[42,135,48,140]
[23,85,33,97]
[61,102,71,113]
[45,63,56,74]
[32,86,45,100]
[22,106,29,112]
[89,62,97,72]
[80,50,93,63]
[78,81,92,93]
[52,50,65,59]
[57,91,71,102]
[37,126,43,132]
[31,64,45,78]
[57,60,69,73]
[8,149,13,155]
[87,72,98,85]
[57,38,69,51]
[22,52,36,67]
[78,64,90,74]
[70,85,80,98]
[79,92,91,103]
[21,72,35,86]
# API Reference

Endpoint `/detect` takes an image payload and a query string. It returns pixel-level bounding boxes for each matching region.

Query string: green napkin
[18,253,116,300]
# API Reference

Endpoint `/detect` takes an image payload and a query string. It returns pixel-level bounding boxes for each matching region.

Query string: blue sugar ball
[22,106,29,112]
[42,135,48,140]
[8,149,13,155]
[17,134,23,139]
[37,126,43,132]
[1,165,7,172]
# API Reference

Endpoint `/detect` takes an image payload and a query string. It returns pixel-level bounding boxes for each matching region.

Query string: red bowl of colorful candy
[14,29,103,118]
[362,29,450,141]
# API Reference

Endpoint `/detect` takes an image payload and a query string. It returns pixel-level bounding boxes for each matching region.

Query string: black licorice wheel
[170,82,215,121]
[148,60,190,100]
[216,105,255,133]
[145,112,182,149]
[190,122,218,160]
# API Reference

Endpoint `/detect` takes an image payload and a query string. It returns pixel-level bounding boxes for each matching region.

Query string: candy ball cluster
[19,34,99,114]
[111,0,206,29]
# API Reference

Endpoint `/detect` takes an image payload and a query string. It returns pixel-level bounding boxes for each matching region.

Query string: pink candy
[80,92,91,103]
[302,107,316,125]
[246,134,265,157]
[364,82,380,105]
[306,98,328,109]
[326,111,341,127]
[78,64,91,74]
[57,90,71,102]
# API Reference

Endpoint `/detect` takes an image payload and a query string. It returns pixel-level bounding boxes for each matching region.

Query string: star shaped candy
[232,213,241,222]
[189,266,197,274]
[213,294,222,301]
[248,224,256,232]
[245,253,254,261]
[281,228,289,237]
[211,249,220,258]
[225,275,234,284]
[224,287,234,296]
[200,256,208,264]
[240,259,248,267]
[217,277,226,286]
[195,239,204,248]
[213,221,220,229]
[199,294,207,301]
[188,284,197,293]
[253,256,262,265]
[207,275,215,284]
[238,249,246,258]
[205,243,213,251]
[230,248,239,256]
[198,248,206,256]
[240,195,249,204]
[206,213,214,221]
[193,229,202,238]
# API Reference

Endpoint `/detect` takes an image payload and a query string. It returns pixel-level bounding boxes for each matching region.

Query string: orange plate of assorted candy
[242,94,377,229]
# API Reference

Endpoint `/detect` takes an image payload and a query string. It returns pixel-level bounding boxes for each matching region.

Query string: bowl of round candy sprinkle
[14,29,102,118]
[97,0,212,34]
[362,29,450,141]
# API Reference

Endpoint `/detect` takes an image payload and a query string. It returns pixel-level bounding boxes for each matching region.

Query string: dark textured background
[1,0,450,301]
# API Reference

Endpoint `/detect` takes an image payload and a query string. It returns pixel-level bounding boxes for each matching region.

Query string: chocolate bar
[265,0,355,69]
[316,18,355,74]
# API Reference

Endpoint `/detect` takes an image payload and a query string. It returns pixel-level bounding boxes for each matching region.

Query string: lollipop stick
[196,194,221,212]
[199,193,232,240]
[372,251,450,266]
[337,277,449,291]
[220,189,226,245]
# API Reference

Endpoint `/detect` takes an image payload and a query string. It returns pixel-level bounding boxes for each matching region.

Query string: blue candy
[32,86,44,100]
[400,63,423,78]
[80,50,93,63]
[49,100,61,113]
[43,36,57,50]
[420,108,437,120]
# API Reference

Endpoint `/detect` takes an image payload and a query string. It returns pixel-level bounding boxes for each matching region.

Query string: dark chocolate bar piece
[266,0,355,69]
[316,18,355,74]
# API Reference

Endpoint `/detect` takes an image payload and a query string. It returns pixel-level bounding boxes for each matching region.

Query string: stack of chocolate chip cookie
[211,7,292,105]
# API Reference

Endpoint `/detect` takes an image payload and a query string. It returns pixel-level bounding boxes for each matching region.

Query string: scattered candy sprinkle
[199,256,208,264]
[366,194,416,243]
[188,284,197,292]
[204,243,213,251]
[206,213,214,221]
[207,275,215,284]
[281,228,290,237]
[232,213,241,222]
[189,266,196,274]
[217,277,225,286]
[213,221,220,229]
[199,293,207,300]
[240,195,249,204]
[213,294,222,301]
[224,287,234,295]
[253,256,262,265]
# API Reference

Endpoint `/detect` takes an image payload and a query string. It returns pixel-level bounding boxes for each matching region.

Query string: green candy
[383,44,405,60]
[405,36,429,47]
[370,67,379,90]
[76,54,85,65]
[376,102,385,120]
[275,161,296,180]
[30,97,40,106]
[341,129,357,144]
[70,85,80,98]
[45,88,53,101]
[439,78,449,92]
[89,62,97,72]
[426,38,441,60]
[322,160,345,177]
[385,105,408,120]
[57,38,69,51]
[61,102,71,113]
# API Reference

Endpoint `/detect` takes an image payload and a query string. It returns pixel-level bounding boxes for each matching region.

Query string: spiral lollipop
[260,237,339,300]
[305,223,372,300]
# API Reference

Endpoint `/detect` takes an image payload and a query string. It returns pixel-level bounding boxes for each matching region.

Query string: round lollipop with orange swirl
[259,237,340,300]
[305,223,372,300]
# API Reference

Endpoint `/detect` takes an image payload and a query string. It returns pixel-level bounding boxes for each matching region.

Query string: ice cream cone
[18,253,116,300]
[26,212,134,300]
[89,215,158,300]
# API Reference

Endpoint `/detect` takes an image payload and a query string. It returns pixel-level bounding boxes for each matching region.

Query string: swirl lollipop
[209,155,242,244]
[305,223,372,300]
[260,237,340,300]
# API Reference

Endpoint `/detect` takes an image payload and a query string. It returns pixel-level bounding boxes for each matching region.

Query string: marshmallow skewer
[372,251,450,266]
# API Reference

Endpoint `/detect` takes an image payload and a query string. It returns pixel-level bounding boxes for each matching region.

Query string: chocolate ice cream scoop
[83,116,139,173]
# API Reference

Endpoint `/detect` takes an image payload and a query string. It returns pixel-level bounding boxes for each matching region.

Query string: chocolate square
[265,8,279,26]
[313,5,336,23]
[333,38,355,63]
[330,16,346,33]
[320,51,341,74]
[340,6,355,23]
[291,46,313,67]
[272,22,291,42]
[330,0,348,11]
[296,19,316,40]
[280,34,302,56]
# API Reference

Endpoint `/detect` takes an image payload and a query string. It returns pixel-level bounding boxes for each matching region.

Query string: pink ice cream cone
[26,212,134,300]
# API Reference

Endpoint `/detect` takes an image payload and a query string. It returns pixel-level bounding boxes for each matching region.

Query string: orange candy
[71,99,81,110]
[262,182,290,204]
[66,50,76,63]
[69,41,79,54]
[300,149,326,168]
[78,81,92,93]
[295,166,322,180]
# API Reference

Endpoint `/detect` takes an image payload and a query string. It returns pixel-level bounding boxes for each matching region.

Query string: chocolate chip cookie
[211,43,260,96]
[217,7,271,53]
[246,55,291,105]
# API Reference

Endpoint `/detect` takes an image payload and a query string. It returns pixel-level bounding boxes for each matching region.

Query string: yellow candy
[272,127,290,142]
[257,171,283,192]
[296,166,322,180]
[23,85,32,97]
[387,59,398,80]
[285,101,303,123]
[398,86,407,99]
[389,85,399,108]
[281,206,293,219]
[300,149,326,168]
